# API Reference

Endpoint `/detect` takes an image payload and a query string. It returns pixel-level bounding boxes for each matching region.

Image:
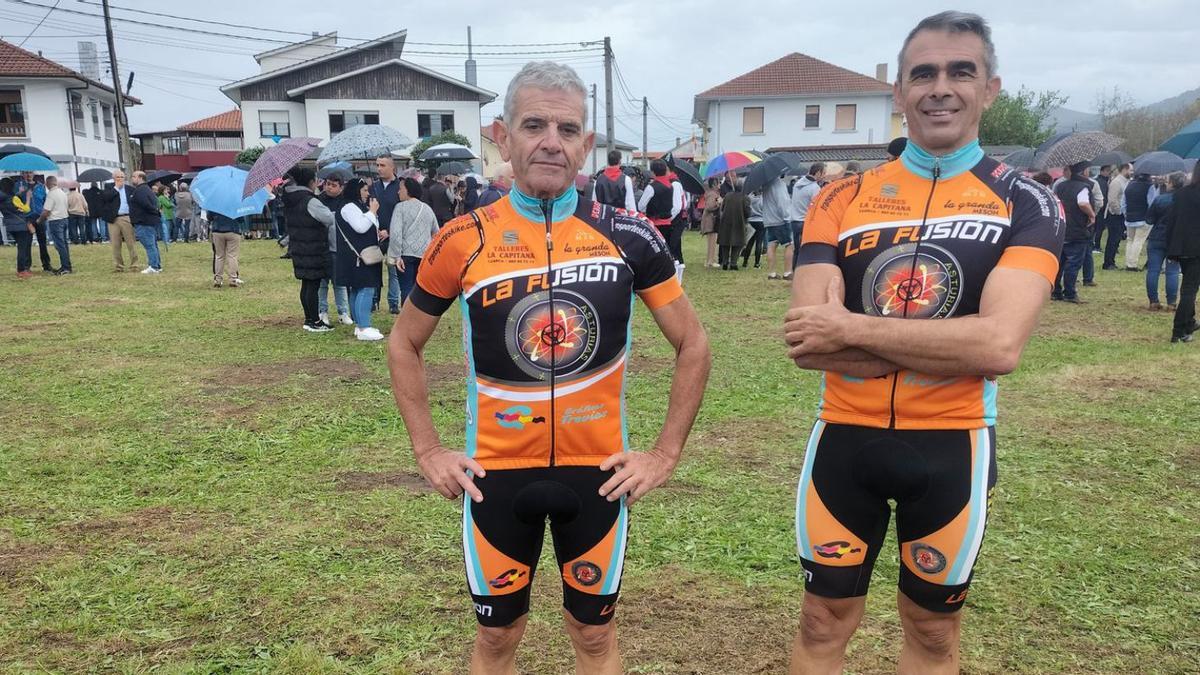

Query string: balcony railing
[188,136,243,152]
[0,122,26,137]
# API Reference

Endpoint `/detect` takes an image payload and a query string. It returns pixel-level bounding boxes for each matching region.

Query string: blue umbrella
[1132,150,1186,176]
[0,152,58,172]
[191,166,271,219]
[1159,117,1200,159]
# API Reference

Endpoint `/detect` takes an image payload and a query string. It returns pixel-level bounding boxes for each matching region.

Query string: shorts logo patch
[495,405,545,429]
[502,230,519,245]
[571,561,602,586]
[912,542,947,574]
[812,541,862,559]
[488,568,527,589]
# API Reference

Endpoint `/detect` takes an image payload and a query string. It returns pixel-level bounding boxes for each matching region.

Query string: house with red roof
[693,53,903,158]
[132,109,244,173]
[0,38,140,179]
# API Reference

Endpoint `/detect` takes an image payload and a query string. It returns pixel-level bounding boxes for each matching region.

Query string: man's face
[1121,166,1131,178]
[323,180,344,197]
[894,30,1000,155]
[496,86,594,199]
[375,157,395,180]
[131,174,144,186]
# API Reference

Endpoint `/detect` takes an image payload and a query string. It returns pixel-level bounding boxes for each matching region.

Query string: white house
[585,133,636,174]
[693,53,902,157]
[0,39,140,179]
[220,31,496,160]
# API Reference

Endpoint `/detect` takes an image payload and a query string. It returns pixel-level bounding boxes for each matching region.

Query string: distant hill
[1144,86,1200,114]
[1048,107,1101,133]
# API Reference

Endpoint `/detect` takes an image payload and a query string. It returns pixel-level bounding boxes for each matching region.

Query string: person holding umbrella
[128,172,163,274]
[15,172,52,272]
[1123,171,1154,270]
[1053,162,1098,302]
[282,167,337,333]
[1,176,33,277]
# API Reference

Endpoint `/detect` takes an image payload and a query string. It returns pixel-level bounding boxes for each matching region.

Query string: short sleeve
[610,213,683,310]
[797,176,859,266]
[997,177,1066,285]
[410,214,482,315]
[1075,187,1089,206]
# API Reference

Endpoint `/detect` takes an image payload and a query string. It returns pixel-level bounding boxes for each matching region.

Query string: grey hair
[899,11,997,79]
[503,61,588,124]
[1167,171,1187,191]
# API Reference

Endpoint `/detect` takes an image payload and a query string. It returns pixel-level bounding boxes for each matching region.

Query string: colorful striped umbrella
[702,151,762,179]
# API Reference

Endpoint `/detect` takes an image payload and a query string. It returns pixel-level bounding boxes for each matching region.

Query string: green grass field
[1,237,1197,674]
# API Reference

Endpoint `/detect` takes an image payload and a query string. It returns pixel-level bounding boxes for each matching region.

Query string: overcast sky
[3,0,1197,148]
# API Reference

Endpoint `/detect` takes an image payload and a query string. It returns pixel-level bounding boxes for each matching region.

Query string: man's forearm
[652,333,710,460]
[794,348,899,378]
[387,341,442,456]
[845,313,1015,377]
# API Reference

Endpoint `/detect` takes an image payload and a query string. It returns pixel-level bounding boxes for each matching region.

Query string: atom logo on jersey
[505,290,599,379]
[862,243,963,319]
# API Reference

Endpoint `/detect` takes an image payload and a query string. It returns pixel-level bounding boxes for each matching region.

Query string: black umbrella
[436,161,469,176]
[0,143,50,159]
[1001,148,1041,170]
[742,154,791,194]
[419,143,477,162]
[181,171,199,182]
[1033,131,1124,170]
[1090,150,1133,167]
[772,152,805,176]
[77,167,113,183]
[1133,151,1186,176]
[317,165,353,182]
[664,153,705,195]
[146,169,182,185]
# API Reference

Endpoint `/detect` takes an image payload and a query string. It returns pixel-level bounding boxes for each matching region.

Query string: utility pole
[591,83,598,174]
[642,97,648,169]
[101,0,131,170]
[603,37,615,160]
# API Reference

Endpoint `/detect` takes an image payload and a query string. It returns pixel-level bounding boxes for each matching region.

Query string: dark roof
[0,39,141,104]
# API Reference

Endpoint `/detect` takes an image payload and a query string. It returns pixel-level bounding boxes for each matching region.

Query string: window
[805,105,820,129]
[89,98,100,139]
[742,106,764,134]
[835,104,857,131]
[163,135,188,155]
[0,89,24,138]
[101,103,114,141]
[71,92,86,137]
[417,111,454,138]
[328,110,379,134]
[258,110,291,138]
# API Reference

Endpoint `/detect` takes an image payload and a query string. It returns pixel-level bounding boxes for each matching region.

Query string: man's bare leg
[789,593,866,675]
[563,610,621,675]
[897,592,961,675]
[470,615,527,675]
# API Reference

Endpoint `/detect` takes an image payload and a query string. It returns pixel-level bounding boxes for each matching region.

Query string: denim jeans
[12,230,32,271]
[1145,240,1180,305]
[1082,240,1095,283]
[791,220,804,268]
[318,277,349,316]
[31,218,52,270]
[350,287,375,329]
[94,217,108,241]
[397,256,421,305]
[47,218,71,271]
[160,217,172,243]
[1053,240,1090,299]
[386,263,401,311]
[68,214,88,243]
[173,217,190,242]
[134,224,161,269]
[1174,257,1200,339]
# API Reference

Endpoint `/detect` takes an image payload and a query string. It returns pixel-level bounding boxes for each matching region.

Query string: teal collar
[509,183,577,223]
[900,139,984,180]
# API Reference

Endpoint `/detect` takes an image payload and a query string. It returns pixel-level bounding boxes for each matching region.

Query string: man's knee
[563,613,616,658]
[475,618,526,656]
[899,602,960,657]
[798,596,861,648]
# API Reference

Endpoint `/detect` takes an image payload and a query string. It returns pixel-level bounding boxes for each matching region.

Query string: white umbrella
[317,124,414,165]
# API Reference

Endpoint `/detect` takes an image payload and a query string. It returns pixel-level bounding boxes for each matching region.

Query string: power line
[15,0,59,47]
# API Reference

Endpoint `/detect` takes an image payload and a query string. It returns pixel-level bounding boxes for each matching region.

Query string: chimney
[465,26,477,86]
[312,31,319,38]
[77,42,100,80]
[876,63,888,83]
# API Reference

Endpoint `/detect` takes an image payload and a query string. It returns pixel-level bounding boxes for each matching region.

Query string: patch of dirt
[200,358,368,394]
[0,541,63,583]
[628,351,672,374]
[424,362,465,389]
[1051,367,1172,403]
[333,470,433,494]
[0,320,67,339]
[56,506,223,552]
[231,314,300,329]
[692,417,799,473]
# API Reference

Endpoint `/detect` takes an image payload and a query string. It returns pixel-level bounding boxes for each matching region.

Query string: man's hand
[598,448,678,506]
[395,257,406,273]
[26,221,34,234]
[378,229,389,241]
[784,275,853,357]
[415,446,486,502]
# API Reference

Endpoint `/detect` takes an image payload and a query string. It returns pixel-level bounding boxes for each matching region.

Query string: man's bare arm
[786,263,900,378]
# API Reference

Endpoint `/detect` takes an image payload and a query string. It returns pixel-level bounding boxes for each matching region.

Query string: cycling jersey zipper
[888,159,940,429]
[541,198,557,467]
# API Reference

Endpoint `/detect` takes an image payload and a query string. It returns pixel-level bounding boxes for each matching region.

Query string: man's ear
[494,118,510,162]
[982,75,1002,110]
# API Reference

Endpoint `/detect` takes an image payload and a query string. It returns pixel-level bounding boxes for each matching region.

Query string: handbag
[337,216,384,266]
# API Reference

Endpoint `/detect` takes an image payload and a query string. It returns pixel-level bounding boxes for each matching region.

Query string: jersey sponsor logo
[505,289,600,380]
[489,568,528,589]
[813,541,862,559]
[841,218,1007,258]
[862,243,962,318]
[599,603,616,616]
[495,405,545,429]
[571,560,602,586]
[562,241,612,257]
[881,183,900,198]
[561,404,608,424]
[942,199,1003,216]
[613,218,666,253]
[911,542,947,573]
[945,590,969,604]
[474,602,493,617]
[502,229,519,245]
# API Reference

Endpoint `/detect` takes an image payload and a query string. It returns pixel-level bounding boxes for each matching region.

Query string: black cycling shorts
[463,466,628,627]
[795,421,996,612]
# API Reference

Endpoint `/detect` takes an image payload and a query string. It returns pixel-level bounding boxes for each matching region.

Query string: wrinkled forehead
[900,29,989,76]
[510,86,587,125]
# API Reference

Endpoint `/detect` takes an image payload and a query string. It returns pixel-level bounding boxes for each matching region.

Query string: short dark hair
[1030,172,1053,186]
[650,159,668,177]
[289,167,315,187]
[900,11,997,78]
[607,149,622,166]
[808,162,826,177]
[1070,161,1090,175]
[887,137,908,158]
[1119,162,1132,172]
[845,162,861,174]
[402,177,423,200]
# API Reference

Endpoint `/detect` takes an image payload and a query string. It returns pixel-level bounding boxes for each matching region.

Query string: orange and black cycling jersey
[411,190,683,470]
[797,143,1065,430]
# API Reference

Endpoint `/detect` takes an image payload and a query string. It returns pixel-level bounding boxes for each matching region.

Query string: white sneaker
[318,312,330,325]
[229,277,244,287]
[140,267,161,274]
[338,313,353,325]
[355,327,385,341]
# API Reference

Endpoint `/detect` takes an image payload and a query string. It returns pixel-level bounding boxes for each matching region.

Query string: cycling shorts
[795,421,996,613]
[463,466,627,627]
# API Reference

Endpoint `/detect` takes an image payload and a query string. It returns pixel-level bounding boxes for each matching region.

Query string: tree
[1096,86,1200,157]
[408,131,473,171]
[235,145,265,167]
[979,87,1067,147]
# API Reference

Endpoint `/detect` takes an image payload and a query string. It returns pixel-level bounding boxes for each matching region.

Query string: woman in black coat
[335,179,385,341]
[1166,165,1200,343]
[282,167,336,332]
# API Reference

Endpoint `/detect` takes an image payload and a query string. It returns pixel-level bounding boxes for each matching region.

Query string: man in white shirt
[39,176,72,274]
